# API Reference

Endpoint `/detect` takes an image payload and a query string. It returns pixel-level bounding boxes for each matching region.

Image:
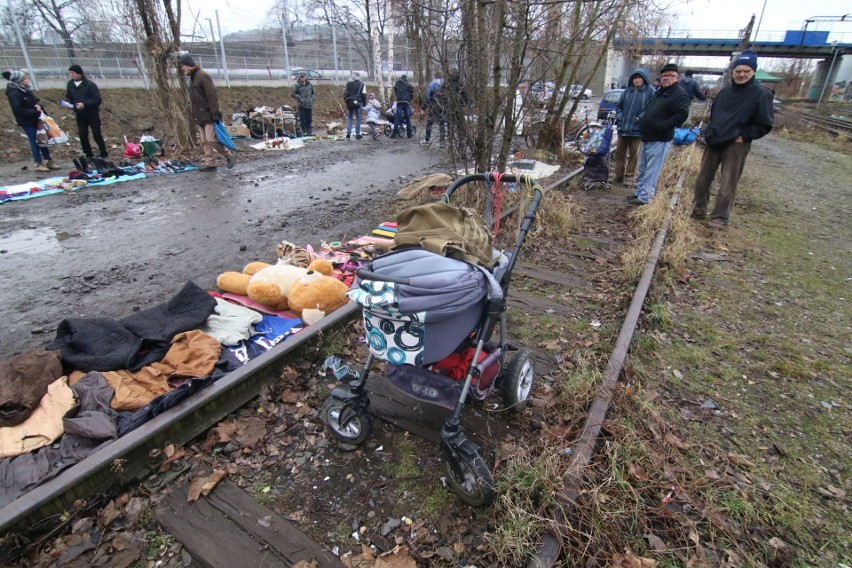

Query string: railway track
[778,107,852,139]
[1,158,683,566]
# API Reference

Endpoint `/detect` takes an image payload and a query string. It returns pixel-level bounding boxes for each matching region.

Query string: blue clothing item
[22,124,51,164]
[616,68,654,138]
[424,78,443,108]
[392,101,413,137]
[346,106,362,137]
[227,314,303,364]
[635,141,672,203]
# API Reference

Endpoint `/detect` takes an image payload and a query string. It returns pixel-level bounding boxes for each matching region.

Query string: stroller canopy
[348,248,495,365]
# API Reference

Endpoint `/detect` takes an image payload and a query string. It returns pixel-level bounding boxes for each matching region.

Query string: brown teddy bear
[287,269,350,325]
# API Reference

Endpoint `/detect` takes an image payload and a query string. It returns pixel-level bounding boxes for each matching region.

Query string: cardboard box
[227,124,251,138]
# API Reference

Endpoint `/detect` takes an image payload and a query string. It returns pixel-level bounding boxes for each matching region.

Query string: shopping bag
[214,120,237,150]
[123,135,142,158]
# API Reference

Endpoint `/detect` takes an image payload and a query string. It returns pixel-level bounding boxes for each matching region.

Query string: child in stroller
[322,173,543,506]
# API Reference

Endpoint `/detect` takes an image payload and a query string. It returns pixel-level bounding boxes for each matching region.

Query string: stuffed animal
[216,257,343,316]
[287,269,350,324]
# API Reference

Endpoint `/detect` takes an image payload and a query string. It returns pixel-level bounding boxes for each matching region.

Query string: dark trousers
[425,107,446,142]
[392,102,413,137]
[692,141,752,222]
[76,113,108,158]
[298,107,312,136]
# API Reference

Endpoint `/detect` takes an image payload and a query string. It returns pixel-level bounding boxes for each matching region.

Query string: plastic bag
[124,136,142,158]
[214,120,237,150]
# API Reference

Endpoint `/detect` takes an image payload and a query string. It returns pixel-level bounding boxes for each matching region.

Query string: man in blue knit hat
[692,50,774,227]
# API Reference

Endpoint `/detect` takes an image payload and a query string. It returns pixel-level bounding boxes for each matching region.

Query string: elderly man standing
[290,71,315,136]
[179,53,235,171]
[612,67,654,184]
[692,51,774,227]
[629,63,690,205]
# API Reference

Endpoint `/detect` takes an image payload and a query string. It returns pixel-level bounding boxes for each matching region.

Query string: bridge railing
[643,29,852,45]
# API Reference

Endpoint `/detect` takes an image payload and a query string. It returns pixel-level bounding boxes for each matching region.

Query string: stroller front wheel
[443,446,496,507]
[502,348,535,412]
[321,397,373,446]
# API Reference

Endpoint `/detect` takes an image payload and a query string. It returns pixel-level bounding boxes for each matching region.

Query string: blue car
[598,89,624,120]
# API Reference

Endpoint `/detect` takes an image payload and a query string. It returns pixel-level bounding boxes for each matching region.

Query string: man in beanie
[179,53,235,170]
[692,50,774,227]
[65,64,108,158]
[390,74,414,139]
[290,71,315,136]
[629,62,690,205]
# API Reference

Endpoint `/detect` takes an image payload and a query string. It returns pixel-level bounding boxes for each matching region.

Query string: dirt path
[0,138,443,360]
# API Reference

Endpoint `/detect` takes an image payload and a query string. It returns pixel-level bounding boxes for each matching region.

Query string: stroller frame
[322,173,544,506]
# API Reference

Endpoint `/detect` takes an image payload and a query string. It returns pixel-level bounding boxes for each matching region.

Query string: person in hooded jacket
[3,70,58,173]
[692,51,774,227]
[65,64,109,158]
[678,70,707,103]
[343,72,366,139]
[290,72,315,136]
[612,67,654,183]
[390,74,414,139]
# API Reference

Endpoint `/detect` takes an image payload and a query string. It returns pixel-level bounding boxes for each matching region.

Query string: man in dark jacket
[290,72,315,136]
[612,67,653,183]
[390,74,414,139]
[343,72,365,140]
[179,53,235,170]
[692,51,774,227]
[631,63,690,205]
[678,70,707,103]
[65,64,108,158]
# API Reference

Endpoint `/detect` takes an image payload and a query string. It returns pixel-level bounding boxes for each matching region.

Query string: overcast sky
[186,0,851,39]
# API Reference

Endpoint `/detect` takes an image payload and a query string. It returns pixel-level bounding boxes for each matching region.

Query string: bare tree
[29,0,88,58]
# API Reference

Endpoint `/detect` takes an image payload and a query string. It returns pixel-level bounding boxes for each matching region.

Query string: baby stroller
[582,121,614,191]
[321,173,543,506]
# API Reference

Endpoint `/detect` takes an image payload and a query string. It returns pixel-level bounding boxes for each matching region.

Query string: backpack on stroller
[583,123,614,191]
[322,173,543,506]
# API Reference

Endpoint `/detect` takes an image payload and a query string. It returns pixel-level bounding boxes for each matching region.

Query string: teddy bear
[216,258,338,313]
[287,268,350,325]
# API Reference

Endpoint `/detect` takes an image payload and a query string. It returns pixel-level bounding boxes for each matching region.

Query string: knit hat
[178,53,196,67]
[3,70,25,83]
[732,50,758,71]
[400,74,408,80]
[660,63,679,74]
[352,72,361,79]
[68,64,84,75]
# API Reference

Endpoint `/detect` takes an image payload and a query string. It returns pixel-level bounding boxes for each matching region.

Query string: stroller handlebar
[356,268,411,285]
[443,173,543,202]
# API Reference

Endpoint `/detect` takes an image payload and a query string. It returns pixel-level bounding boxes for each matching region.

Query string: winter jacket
[187,67,220,125]
[615,68,654,137]
[343,79,365,109]
[364,100,382,124]
[0,350,64,427]
[65,76,103,117]
[394,78,414,104]
[5,82,41,127]
[423,78,443,109]
[638,82,690,142]
[678,76,706,102]
[703,77,774,148]
[290,80,315,109]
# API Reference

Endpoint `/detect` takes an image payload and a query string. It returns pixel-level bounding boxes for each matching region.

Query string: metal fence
[0,26,414,89]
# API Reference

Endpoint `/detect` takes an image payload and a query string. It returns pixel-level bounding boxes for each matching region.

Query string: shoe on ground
[34,163,50,173]
[611,177,624,184]
[346,133,351,139]
[45,160,61,170]
[626,196,647,206]
[709,218,728,228]
[625,194,639,201]
[356,134,363,140]
[372,132,380,140]
[199,164,218,171]
[407,134,413,139]
[226,153,236,169]
[691,211,706,220]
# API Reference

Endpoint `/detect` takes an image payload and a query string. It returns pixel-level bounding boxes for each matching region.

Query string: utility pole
[7,0,37,90]
[816,43,840,110]
[215,10,230,87]
[281,1,291,73]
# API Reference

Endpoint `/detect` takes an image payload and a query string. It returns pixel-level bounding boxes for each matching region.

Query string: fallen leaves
[665,433,692,451]
[340,544,417,568]
[187,470,227,502]
[727,454,757,469]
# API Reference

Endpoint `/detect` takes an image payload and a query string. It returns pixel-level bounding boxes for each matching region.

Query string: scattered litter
[700,399,718,410]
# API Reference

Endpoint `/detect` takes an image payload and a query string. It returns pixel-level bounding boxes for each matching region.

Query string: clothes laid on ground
[0,377,75,459]
[68,330,221,411]
[200,298,264,346]
[0,372,117,508]
[116,350,241,437]
[0,350,64,427]
[227,315,304,364]
[48,281,217,373]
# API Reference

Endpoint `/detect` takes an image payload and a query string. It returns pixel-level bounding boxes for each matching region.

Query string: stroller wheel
[442,446,496,507]
[321,396,373,446]
[603,183,612,192]
[502,348,535,412]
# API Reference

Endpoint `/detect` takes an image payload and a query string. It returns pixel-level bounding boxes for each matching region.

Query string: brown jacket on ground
[0,377,76,459]
[188,67,220,125]
[0,350,64,427]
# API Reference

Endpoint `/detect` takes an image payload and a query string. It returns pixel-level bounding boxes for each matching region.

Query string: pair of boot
[35,160,60,173]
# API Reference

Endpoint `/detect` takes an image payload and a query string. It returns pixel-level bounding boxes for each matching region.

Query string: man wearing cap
[179,53,235,170]
[692,50,774,227]
[290,71,315,136]
[630,62,690,205]
[65,64,108,158]
[390,74,414,139]
[678,70,707,103]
